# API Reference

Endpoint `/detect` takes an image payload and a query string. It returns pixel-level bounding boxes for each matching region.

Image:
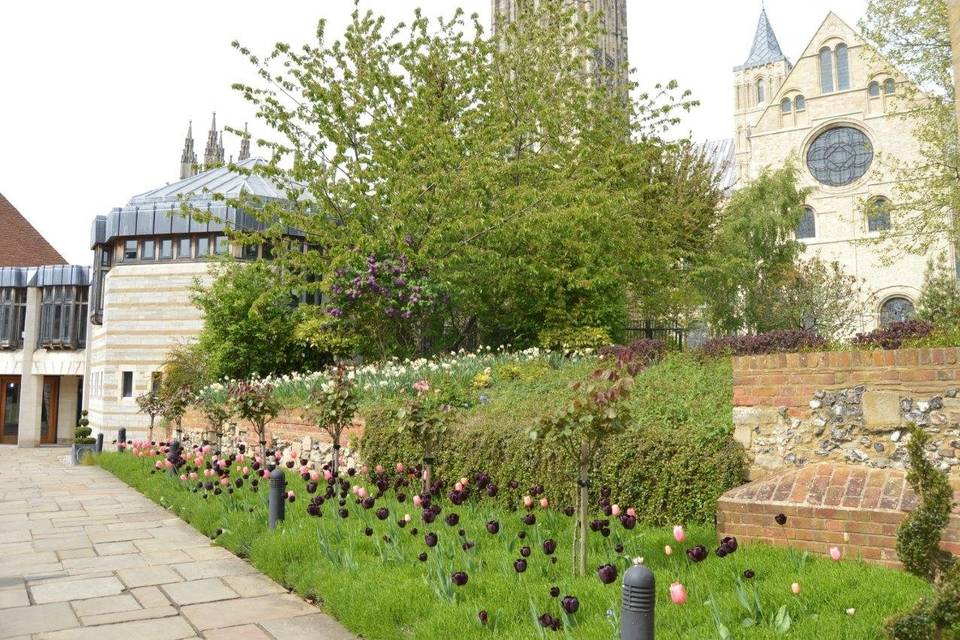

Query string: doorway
[0,377,20,445]
[41,377,59,445]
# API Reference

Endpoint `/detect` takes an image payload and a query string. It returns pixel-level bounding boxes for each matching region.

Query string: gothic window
[879,297,915,326]
[868,81,881,97]
[0,288,26,349]
[867,197,892,232]
[883,78,896,94]
[819,47,835,94]
[794,95,806,111]
[781,98,792,113]
[806,126,874,187]
[756,79,766,104]
[39,285,88,350]
[796,207,816,239]
[835,43,850,90]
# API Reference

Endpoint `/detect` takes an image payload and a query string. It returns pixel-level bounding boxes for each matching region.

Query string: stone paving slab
[0,447,356,640]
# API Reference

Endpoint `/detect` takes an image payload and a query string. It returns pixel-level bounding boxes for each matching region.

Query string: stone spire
[238,123,251,161]
[203,112,224,169]
[179,121,197,180]
[739,6,789,70]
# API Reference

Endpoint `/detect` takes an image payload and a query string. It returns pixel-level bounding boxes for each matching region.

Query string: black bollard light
[95,433,104,454]
[621,564,656,640]
[117,428,126,451]
[167,440,181,476]
[268,468,286,529]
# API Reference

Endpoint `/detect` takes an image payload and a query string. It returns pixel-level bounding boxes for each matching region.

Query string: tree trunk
[331,435,341,479]
[423,454,434,495]
[149,416,155,444]
[576,442,590,577]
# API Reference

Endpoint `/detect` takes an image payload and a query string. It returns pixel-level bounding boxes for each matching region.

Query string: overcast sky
[0,0,869,265]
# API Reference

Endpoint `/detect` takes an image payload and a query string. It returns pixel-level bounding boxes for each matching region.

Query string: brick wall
[168,408,364,450]
[732,348,960,480]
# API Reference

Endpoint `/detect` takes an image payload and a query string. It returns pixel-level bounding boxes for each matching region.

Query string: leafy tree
[136,390,166,444]
[860,0,960,255]
[917,253,960,328]
[228,380,280,455]
[225,1,715,358]
[693,163,810,334]
[306,364,358,477]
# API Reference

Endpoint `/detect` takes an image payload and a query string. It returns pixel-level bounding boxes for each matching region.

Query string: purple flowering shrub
[699,330,827,358]
[852,320,935,350]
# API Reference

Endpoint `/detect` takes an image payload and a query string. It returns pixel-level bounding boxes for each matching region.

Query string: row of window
[120,235,267,262]
[0,286,88,350]
[794,197,892,240]
[780,95,806,114]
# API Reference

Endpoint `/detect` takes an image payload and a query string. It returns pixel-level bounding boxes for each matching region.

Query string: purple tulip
[520,545,531,558]
[452,571,468,586]
[589,520,603,532]
[597,563,618,584]
[486,484,498,498]
[563,506,575,517]
[376,507,389,521]
[561,595,580,614]
[743,569,755,579]
[721,536,738,553]
[619,515,636,530]
[445,513,460,527]
[522,514,536,526]
[364,527,373,536]
[397,519,407,528]
[549,586,560,598]
[775,513,787,526]
[338,508,349,519]
[425,532,438,547]
[686,545,708,562]
[478,610,488,625]
[486,520,500,534]
[514,558,527,573]
[361,497,375,510]
[542,539,556,555]
[418,552,428,562]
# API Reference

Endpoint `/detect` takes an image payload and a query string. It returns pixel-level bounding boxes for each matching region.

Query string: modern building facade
[730,9,945,330]
[0,194,88,446]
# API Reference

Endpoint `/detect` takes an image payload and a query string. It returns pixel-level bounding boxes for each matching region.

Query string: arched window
[781,98,792,113]
[867,197,892,232]
[835,43,850,90]
[794,95,806,111]
[868,81,881,97]
[820,47,835,93]
[883,78,896,94]
[756,78,766,104]
[796,207,816,239]
[880,297,915,326]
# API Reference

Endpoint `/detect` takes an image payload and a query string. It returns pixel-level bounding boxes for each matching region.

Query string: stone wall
[733,348,960,480]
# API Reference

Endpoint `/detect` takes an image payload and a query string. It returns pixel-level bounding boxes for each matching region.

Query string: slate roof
[0,192,66,267]
[127,157,289,206]
[737,8,789,71]
[696,138,738,196]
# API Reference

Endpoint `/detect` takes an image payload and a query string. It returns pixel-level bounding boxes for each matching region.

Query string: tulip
[451,571,468,586]
[486,520,500,534]
[425,532,438,547]
[518,531,526,539]
[376,507,389,521]
[413,494,423,507]
[513,558,527,573]
[686,545,708,562]
[626,507,637,518]
[664,545,673,556]
[611,504,621,517]
[189,472,198,480]
[720,536,738,553]
[523,495,534,509]
[520,545,531,558]
[791,582,801,595]
[615,543,624,553]
[561,595,580,614]
[673,525,686,543]
[743,569,755,579]
[357,487,368,499]
[338,508,349,518]
[364,527,373,536]
[522,513,536,526]
[395,462,405,473]
[549,586,560,598]
[418,552,428,562]
[478,610,488,625]
[597,564,618,584]
[445,513,459,527]
[829,546,842,561]
[539,497,549,509]
[669,582,688,605]
[486,484,498,498]
[620,515,636,530]
[542,539,556,555]
[846,608,856,616]
[404,513,412,523]
[563,506,575,517]
[459,476,469,487]
[775,513,787,526]
[287,491,296,503]
[454,482,464,492]
[154,461,162,470]
[220,477,230,487]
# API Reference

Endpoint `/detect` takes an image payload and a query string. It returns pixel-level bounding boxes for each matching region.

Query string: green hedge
[360,354,744,525]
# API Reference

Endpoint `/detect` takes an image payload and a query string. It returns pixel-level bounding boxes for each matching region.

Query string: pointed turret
[179,121,197,180]
[203,112,223,169]
[738,6,789,70]
[238,123,251,161]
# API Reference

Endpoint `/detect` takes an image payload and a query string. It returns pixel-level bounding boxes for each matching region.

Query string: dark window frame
[121,371,134,398]
[38,285,88,350]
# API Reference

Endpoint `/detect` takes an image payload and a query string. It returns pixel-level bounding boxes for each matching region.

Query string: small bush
[600,338,667,369]
[698,329,826,358]
[538,326,612,351]
[75,410,94,445]
[853,320,935,350]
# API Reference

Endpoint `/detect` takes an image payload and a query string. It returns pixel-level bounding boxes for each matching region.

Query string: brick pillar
[17,287,42,447]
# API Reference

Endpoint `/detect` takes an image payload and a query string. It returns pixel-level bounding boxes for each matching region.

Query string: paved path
[0,447,356,640]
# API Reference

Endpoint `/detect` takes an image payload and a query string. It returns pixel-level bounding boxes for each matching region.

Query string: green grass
[99,452,930,640]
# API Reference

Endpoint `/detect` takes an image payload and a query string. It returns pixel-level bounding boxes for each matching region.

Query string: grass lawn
[98,451,930,639]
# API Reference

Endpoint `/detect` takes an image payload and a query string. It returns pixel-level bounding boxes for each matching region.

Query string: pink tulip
[357,487,368,499]
[669,582,687,605]
[626,507,637,518]
[611,504,621,517]
[287,490,296,500]
[673,525,686,543]
[219,477,229,487]
[791,582,801,595]
[236,454,245,463]
[375,464,385,475]
[360,465,369,476]
[299,466,310,475]
[455,482,464,492]
[154,461,162,470]
[539,497,549,509]
[309,471,320,482]
[189,472,198,480]
[217,460,227,469]
[202,445,212,454]
[164,459,173,469]
[242,467,250,476]
[459,476,469,487]
[179,474,187,481]
[413,495,423,507]
[323,469,333,481]
[413,379,430,393]
[395,463,405,473]
[829,546,842,561]
[664,545,673,556]
[523,495,534,509]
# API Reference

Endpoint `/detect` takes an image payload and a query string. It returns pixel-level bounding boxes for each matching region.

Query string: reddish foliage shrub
[599,338,666,371]
[852,320,934,350]
[698,330,827,358]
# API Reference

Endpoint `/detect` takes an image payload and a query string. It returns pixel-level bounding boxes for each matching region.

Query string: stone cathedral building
[731,8,945,330]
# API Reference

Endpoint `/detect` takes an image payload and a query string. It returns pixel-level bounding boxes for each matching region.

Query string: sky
[0,0,869,265]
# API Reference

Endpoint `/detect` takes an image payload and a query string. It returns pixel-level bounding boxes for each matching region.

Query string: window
[756,79,765,104]
[39,286,88,349]
[781,98,792,114]
[794,95,806,111]
[123,239,138,261]
[150,371,162,392]
[819,47,834,93]
[796,207,816,239]
[884,78,896,95]
[196,237,209,258]
[214,235,229,256]
[868,81,881,97]
[242,244,259,260]
[0,288,26,349]
[880,297,915,326]
[177,237,192,259]
[159,239,173,260]
[867,197,892,232]
[141,239,156,260]
[806,126,874,187]
[835,43,850,90]
[121,371,134,398]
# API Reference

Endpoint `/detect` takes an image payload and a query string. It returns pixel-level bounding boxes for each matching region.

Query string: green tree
[693,163,811,334]
[224,1,715,358]
[917,253,960,328]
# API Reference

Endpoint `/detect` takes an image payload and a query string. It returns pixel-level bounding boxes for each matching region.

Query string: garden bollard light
[268,468,286,529]
[118,428,126,451]
[621,564,655,640]
[95,433,104,453]
[168,440,181,476]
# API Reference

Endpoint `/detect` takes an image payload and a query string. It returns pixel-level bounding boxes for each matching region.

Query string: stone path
[0,447,356,640]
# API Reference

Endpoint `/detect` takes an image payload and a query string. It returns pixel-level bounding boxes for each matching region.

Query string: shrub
[916,254,960,331]
[538,326,612,351]
[599,338,666,369]
[698,329,826,358]
[853,320,935,350]
[74,410,94,445]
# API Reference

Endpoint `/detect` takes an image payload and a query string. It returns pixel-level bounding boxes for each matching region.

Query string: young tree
[306,364,358,477]
[397,379,452,494]
[224,1,711,357]
[135,390,166,444]
[161,385,191,442]
[194,384,234,450]
[228,380,280,456]
[916,253,960,328]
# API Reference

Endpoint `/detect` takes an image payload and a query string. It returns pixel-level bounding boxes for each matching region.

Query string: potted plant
[72,410,96,465]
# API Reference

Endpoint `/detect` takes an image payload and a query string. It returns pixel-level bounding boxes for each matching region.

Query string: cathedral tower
[203,112,225,169]
[179,121,197,180]
[238,123,251,161]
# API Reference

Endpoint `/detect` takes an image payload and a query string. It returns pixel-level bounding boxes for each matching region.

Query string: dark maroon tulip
[361,497,375,510]
[775,513,787,526]
[486,520,500,534]
[561,595,580,614]
[520,545,531,558]
[238,444,246,454]
[615,543,624,553]
[235,478,244,488]
[445,513,460,527]
[716,546,728,558]
[452,571,468,586]
[600,527,611,538]
[743,569,755,579]
[522,514,536,526]
[462,541,475,550]
[549,586,560,598]
[338,499,347,507]
[306,481,317,494]
[347,467,356,476]
[422,509,437,524]
[600,485,611,498]
[589,520,602,532]
[425,532,438,547]
[513,558,527,573]
[620,515,636,530]
[563,506,575,517]
[686,545,708,562]
[364,527,373,536]
[285,460,295,469]
[486,484,498,498]
[307,504,321,517]
[721,536,738,553]
[449,491,464,505]
[478,610,488,625]
[418,552,428,562]
[376,507,389,521]
[542,539,556,555]
[475,473,489,489]
[518,531,526,540]
[602,505,612,516]
[508,480,519,490]
[458,528,466,537]
[397,492,406,502]
[338,508,349,519]
[597,563,618,584]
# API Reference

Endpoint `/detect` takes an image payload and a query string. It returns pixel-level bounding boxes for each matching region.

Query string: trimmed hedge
[699,329,826,357]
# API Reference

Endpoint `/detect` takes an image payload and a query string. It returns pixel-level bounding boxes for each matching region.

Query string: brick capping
[717,462,960,568]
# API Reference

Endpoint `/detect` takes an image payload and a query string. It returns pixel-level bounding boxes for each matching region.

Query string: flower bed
[99,449,931,639]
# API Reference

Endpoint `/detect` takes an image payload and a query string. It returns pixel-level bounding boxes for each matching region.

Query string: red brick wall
[168,408,364,447]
